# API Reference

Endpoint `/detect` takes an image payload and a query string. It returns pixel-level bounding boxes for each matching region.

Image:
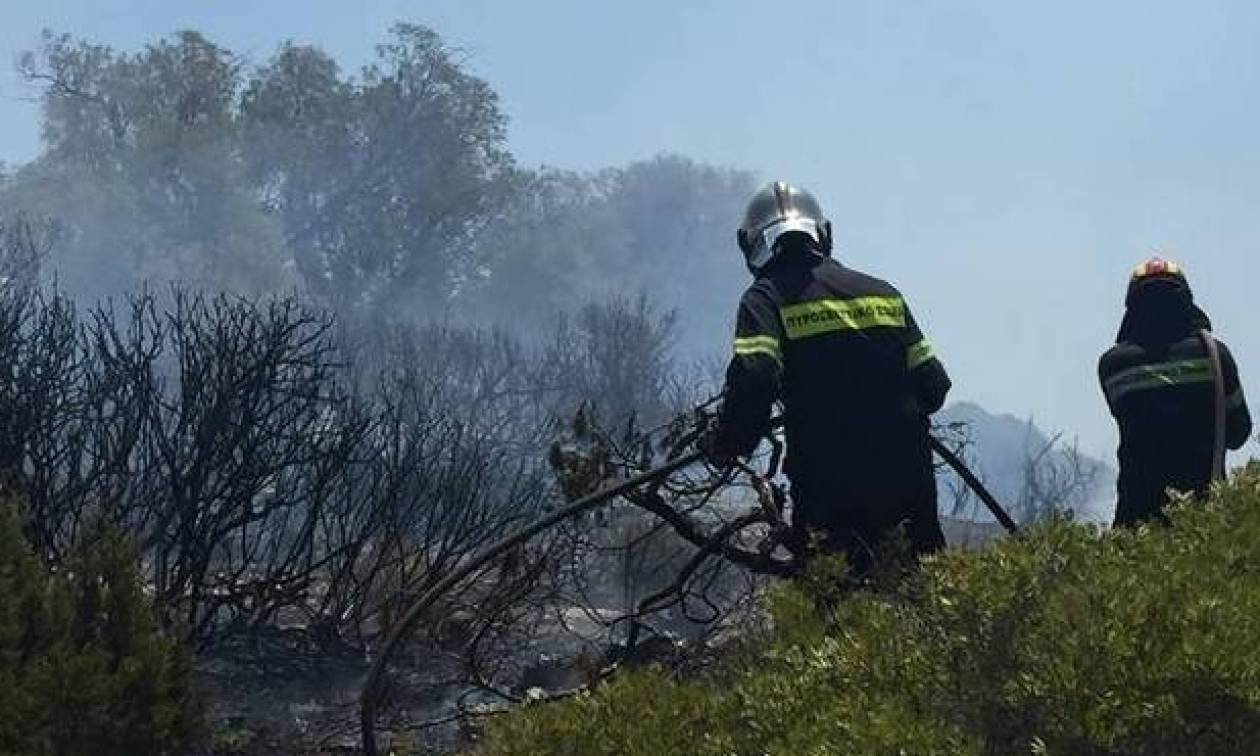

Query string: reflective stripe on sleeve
[778,296,906,340]
[1103,358,1213,403]
[733,335,782,364]
[907,338,936,371]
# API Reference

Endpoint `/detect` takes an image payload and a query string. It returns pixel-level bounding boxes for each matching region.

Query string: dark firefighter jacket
[1099,276,1252,526]
[712,253,951,549]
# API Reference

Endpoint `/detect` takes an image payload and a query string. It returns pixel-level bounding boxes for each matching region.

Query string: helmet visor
[761,216,820,250]
[747,215,821,269]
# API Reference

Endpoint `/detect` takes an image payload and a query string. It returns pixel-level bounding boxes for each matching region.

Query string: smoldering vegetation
[0,239,765,752]
[0,23,774,753]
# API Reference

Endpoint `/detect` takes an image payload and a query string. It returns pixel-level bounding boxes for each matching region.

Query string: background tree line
[2,25,754,350]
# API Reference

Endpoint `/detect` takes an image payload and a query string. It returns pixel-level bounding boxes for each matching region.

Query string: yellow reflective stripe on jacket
[733,335,782,363]
[1103,358,1213,403]
[907,338,935,370]
[778,296,906,340]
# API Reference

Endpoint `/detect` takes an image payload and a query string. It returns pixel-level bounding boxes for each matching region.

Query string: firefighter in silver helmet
[705,182,952,575]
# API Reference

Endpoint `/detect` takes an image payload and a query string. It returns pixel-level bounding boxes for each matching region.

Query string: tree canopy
[4,25,757,347]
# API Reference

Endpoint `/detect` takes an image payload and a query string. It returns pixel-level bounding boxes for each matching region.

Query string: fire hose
[929,435,1020,534]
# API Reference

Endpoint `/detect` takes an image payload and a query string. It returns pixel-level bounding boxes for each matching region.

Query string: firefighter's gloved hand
[700,425,737,469]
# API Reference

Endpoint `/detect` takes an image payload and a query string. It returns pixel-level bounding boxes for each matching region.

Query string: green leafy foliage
[6,24,515,313]
[7,26,753,346]
[483,468,1260,755]
[11,31,289,299]
[0,498,201,756]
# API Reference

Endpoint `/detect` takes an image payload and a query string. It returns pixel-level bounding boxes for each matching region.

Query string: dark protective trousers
[788,442,945,577]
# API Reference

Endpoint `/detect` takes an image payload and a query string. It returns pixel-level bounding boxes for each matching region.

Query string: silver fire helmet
[736,181,832,272]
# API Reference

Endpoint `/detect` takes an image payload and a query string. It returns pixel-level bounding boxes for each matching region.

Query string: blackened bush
[483,468,1260,756]
[0,497,201,756]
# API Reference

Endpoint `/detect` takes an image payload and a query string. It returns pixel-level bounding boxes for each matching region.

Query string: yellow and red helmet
[1131,257,1186,282]
[1126,256,1189,306]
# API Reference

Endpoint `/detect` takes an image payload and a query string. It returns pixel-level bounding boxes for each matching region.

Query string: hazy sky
[3,0,1260,462]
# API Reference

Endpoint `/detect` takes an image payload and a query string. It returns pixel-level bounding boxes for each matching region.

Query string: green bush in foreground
[0,499,202,756]
[483,468,1260,756]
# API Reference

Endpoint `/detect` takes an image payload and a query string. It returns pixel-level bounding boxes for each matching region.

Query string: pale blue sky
[3,0,1260,461]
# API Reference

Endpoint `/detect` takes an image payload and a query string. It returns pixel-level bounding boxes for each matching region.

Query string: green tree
[8,30,289,299]
[240,24,518,317]
[0,497,202,756]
